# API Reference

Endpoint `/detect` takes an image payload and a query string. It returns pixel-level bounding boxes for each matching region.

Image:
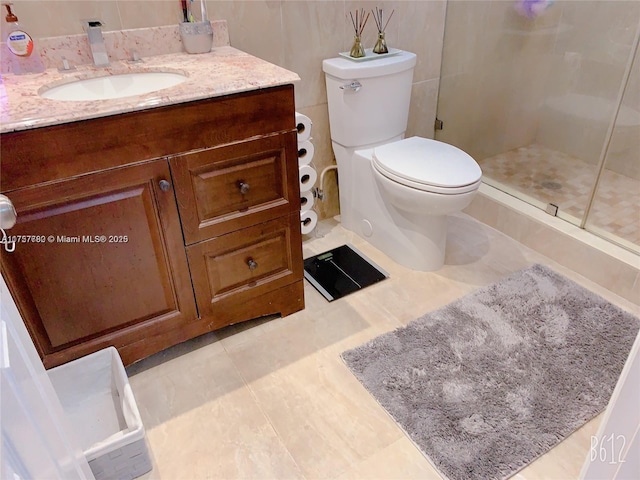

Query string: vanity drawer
[171,131,300,244]
[187,212,303,328]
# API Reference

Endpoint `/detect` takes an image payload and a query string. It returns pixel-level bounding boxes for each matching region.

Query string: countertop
[0,46,300,134]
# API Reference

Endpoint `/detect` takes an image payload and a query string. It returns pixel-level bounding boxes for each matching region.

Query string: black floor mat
[303,244,389,302]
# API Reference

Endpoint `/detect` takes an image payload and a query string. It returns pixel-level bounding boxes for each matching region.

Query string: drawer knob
[159,179,171,192]
[247,258,258,271]
[238,182,250,195]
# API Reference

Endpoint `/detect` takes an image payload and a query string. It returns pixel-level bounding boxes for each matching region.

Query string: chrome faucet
[84,20,109,67]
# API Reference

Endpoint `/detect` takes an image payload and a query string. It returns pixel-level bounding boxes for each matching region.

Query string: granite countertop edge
[0,46,300,134]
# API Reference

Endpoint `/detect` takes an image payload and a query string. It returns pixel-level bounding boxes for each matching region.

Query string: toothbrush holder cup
[179,21,213,54]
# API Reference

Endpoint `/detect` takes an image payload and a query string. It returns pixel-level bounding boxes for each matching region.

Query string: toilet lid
[373,137,482,194]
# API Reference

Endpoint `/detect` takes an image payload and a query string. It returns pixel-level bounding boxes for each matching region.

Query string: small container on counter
[179,20,213,54]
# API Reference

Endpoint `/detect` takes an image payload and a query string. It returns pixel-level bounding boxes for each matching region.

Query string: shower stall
[436,0,640,253]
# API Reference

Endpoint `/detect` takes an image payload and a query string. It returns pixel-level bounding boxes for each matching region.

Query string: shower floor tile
[478,144,640,248]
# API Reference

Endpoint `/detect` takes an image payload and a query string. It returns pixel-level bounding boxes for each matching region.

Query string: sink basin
[39,72,188,101]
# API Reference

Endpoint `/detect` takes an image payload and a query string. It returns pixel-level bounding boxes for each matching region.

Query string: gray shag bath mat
[342,264,639,480]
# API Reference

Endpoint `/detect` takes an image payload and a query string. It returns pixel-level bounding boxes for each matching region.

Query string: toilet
[322,50,482,271]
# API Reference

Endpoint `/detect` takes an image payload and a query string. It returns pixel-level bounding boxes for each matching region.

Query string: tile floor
[478,144,640,248]
[129,215,640,480]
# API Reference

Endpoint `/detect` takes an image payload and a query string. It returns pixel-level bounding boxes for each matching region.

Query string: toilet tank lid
[322,50,417,79]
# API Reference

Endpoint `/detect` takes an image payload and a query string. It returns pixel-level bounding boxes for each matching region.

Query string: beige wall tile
[600,43,640,180]
[281,1,346,108]
[440,0,496,78]
[437,0,640,180]
[407,78,439,140]
[207,0,284,66]
[117,1,180,30]
[396,0,446,82]
[435,72,477,155]
[554,1,640,65]
[1,0,122,38]
[535,2,640,163]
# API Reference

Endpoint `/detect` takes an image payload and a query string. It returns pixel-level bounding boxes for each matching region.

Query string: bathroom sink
[39,71,188,101]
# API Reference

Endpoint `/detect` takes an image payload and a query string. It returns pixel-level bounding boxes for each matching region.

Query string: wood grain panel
[204,230,288,299]
[192,152,282,222]
[187,212,303,325]
[0,160,197,367]
[0,85,295,193]
[171,131,300,244]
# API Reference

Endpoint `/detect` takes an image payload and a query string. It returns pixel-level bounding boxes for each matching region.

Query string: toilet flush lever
[340,80,362,92]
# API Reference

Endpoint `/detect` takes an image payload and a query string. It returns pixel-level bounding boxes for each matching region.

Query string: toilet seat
[372,137,482,194]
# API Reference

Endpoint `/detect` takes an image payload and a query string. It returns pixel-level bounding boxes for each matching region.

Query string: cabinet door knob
[159,179,171,192]
[247,258,258,271]
[238,182,250,195]
[0,194,17,230]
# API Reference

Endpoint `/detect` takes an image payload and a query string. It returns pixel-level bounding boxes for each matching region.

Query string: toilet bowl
[323,51,482,271]
[345,137,481,271]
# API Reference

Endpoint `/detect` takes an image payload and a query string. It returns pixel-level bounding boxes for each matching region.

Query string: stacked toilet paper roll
[300,190,315,212]
[297,140,314,167]
[300,210,318,235]
[295,112,312,142]
[296,112,317,234]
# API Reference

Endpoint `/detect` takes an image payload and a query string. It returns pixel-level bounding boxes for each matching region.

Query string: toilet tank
[323,50,417,148]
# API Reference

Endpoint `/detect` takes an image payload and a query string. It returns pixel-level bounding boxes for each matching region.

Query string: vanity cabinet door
[170,131,300,245]
[0,160,197,368]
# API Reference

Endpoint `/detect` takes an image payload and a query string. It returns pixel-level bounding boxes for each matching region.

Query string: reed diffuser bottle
[348,8,369,58]
[372,7,394,54]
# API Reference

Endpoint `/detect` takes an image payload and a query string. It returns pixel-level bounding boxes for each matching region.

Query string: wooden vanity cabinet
[1,161,197,367]
[0,85,304,368]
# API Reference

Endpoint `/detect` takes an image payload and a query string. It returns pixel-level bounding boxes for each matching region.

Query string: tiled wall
[603,43,640,181]
[2,0,447,220]
[535,1,640,169]
[436,1,561,161]
[435,0,640,180]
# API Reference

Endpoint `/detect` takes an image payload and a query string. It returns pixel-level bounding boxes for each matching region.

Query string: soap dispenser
[2,2,44,74]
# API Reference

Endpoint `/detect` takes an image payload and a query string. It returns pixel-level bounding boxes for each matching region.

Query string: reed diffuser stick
[373,7,382,32]
[382,9,394,32]
[372,7,394,33]
[348,8,370,37]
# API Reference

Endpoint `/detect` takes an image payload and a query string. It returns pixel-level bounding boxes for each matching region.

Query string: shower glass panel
[585,41,640,252]
[436,0,640,250]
